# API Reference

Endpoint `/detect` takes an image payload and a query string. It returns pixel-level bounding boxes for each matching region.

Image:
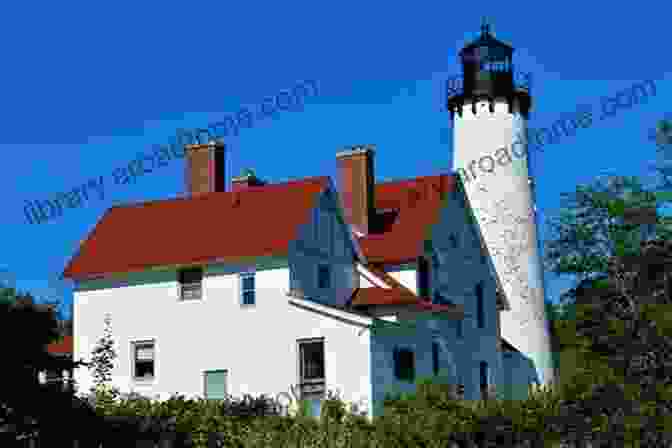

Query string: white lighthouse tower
[448,23,557,390]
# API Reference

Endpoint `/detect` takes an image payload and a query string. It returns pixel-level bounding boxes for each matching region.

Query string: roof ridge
[375,173,453,186]
[62,176,330,280]
[108,176,331,210]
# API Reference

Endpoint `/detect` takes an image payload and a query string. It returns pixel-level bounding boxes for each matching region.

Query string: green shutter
[204,370,227,400]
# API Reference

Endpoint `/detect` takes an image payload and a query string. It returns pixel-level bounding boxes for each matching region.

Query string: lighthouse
[448,23,557,389]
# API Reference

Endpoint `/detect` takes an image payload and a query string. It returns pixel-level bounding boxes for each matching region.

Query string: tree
[649,114,672,191]
[646,116,672,243]
[0,284,91,441]
[554,237,672,400]
[41,278,73,340]
[543,175,662,305]
[88,313,120,404]
[539,238,672,446]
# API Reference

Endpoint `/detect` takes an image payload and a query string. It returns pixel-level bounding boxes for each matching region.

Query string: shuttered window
[204,370,227,400]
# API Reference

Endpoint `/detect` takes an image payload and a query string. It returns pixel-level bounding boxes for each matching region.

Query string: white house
[62,26,543,420]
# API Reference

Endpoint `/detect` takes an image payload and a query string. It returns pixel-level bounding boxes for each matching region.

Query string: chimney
[185,140,227,196]
[231,168,267,192]
[336,145,376,235]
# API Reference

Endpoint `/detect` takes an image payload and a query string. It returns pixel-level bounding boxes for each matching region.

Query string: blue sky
[3,2,670,320]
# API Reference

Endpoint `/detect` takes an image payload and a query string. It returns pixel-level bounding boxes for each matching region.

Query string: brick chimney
[231,168,266,192]
[185,140,227,195]
[336,145,376,235]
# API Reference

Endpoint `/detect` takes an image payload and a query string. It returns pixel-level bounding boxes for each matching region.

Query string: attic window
[179,267,203,301]
[449,234,458,248]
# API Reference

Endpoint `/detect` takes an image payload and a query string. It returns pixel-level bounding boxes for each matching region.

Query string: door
[298,338,325,416]
[204,369,228,400]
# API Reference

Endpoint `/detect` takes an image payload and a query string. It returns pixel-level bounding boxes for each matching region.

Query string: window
[432,342,440,376]
[44,368,64,386]
[418,257,430,297]
[317,264,330,289]
[179,267,203,300]
[320,210,329,246]
[298,338,325,400]
[449,234,457,248]
[299,340,325,382]
[240,272,255,305]
[480,361,489,400]
[456,319,463,338]
[133,341,155,380]
[393,347,415,382]
[431,250,441,268]
[476,282,485,329]
[203,370,227,400]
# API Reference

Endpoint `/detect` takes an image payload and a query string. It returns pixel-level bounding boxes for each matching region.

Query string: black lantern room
[447,22,531,118]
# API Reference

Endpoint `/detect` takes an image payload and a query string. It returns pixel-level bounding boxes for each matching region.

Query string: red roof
[349,287,462,315]
[46,335,73,355]
[350,287,419,306]
[349,261,463,316]
[358,175,456,265]
[62,177,330,280]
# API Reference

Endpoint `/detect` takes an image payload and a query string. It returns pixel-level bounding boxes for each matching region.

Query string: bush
[68,373,669,447]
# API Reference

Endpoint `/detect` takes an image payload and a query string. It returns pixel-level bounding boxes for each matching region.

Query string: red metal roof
[350,259,463,316]
[358,175,456,265]
[350,287,419,306]
[349,287,462,315]
[46,335,72,355]
[62,177,330,280]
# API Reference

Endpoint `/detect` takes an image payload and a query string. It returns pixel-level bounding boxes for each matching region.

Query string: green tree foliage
[548,237,672,445]
[650,115,672,191]
[544,175,662,299]
[88,313,121,407]
[0,284,93,442]
[90,313,117,388]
